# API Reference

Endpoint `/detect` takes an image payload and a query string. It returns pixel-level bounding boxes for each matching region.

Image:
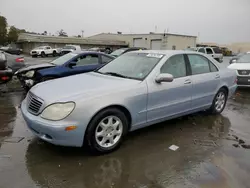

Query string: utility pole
[81,30,84,38]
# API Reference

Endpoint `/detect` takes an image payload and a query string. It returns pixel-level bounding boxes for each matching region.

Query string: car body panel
[21,50,237,147]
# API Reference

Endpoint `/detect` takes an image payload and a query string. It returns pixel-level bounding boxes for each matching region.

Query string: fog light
[65,126,77,131]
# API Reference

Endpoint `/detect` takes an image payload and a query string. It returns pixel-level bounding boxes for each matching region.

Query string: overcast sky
[0,0,249,44]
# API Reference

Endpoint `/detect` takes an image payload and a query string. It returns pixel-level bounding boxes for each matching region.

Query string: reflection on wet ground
[0,88,250,188]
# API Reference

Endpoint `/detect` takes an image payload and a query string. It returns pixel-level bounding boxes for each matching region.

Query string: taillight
[16,57,24,62]
[1,76,9,81]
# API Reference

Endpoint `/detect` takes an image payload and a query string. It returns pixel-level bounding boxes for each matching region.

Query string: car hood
[17,63,55,73]
[228,63,250,70]
[30,72,141,103]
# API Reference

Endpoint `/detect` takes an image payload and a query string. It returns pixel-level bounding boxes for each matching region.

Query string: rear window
[213,47,222,54]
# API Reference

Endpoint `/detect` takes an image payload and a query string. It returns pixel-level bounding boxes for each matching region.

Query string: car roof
[72,51,114,57]
[129,50,202,56]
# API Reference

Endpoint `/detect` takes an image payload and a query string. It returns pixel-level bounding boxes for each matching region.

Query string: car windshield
[237,54,250,63]
[110,49,127,56]
[50,53,78,65]
[97,53,163,80]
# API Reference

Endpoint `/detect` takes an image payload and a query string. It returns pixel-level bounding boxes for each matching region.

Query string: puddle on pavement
[0,89,250,188]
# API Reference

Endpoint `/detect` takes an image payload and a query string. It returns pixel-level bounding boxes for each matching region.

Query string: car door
[205,47,214,59]
[66,53,101,75]
[147,54,193,122]
[187,54,220,110]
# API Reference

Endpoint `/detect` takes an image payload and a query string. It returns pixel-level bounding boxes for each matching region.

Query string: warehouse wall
[88,33,197,50]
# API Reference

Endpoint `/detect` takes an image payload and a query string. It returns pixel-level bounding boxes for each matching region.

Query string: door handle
[184,79,192,84]
[215,74,220,79]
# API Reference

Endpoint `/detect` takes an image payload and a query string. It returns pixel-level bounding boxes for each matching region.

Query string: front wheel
[208,88,228,114]
[85,108,128,154]
[41,52,45,58]
[52,51,57,57]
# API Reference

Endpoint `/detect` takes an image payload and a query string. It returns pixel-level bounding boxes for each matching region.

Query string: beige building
[226,43,250,53]
[87,33,197,50]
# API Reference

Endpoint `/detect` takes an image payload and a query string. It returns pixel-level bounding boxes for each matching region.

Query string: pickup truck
[197,47,223,63]
[30,46,60,58]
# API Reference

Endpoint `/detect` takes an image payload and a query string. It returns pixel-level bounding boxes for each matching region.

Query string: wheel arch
[219,85,229,96]
[86,104,132,132]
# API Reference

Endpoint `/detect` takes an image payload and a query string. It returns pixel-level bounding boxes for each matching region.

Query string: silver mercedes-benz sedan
[21,50,237,154]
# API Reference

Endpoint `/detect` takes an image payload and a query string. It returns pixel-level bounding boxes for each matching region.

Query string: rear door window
[188,54,210,75]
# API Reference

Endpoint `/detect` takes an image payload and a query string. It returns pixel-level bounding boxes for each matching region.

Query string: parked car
[0,51,13,85]
[88,47,112,54]
[60,45,81,55]
[21,50,237,154]
[110,47,147,57]
[229,52,246,64]
[15,51,115,90]
[197,47,223,62]
[228,52,250,87]
[30,46,60,57]
[0,46,23,55]
[4,52,25,73]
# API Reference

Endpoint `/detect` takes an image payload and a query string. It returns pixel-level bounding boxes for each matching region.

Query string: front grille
[27,92,43,115]
[237,76,250,85]
[238,70,250,75]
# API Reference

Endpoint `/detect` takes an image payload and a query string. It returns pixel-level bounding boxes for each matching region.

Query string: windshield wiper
[103,72,127,78]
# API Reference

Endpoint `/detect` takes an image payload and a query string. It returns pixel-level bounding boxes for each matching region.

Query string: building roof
[88,32,197,38]
[17,33,128,46]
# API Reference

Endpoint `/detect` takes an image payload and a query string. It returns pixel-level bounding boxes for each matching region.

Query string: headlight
[25,70,35,78]
[41,102,75,121]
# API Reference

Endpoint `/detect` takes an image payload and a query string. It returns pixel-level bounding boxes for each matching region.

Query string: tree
[7,26,19,43]
[58,29,68,37]
[0,15,7,45]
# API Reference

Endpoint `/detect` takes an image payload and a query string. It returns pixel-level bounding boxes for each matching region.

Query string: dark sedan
[0,51,13,85]
[15,51,115,90]
[0,46,22,55]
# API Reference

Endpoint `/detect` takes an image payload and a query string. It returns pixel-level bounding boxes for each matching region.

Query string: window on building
[172,45,176,50]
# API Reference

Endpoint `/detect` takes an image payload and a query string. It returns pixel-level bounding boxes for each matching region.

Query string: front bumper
[237,76,250,87]
[21,100,84,147]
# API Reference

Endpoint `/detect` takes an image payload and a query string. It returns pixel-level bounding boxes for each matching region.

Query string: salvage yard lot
[1,57,250,188]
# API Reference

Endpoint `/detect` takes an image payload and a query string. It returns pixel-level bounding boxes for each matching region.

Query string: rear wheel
[85,108,128,154]
[208,88,228,114]
[52,51,57,57]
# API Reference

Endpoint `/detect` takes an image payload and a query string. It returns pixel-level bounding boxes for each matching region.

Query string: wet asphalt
[0,57,250,188]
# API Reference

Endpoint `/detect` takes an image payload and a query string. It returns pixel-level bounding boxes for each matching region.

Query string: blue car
[16,51,115,90]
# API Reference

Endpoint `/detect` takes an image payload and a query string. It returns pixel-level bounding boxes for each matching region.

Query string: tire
[52,51,57,57]
[208,88,228,114]
[85,108,129,154]
[41,52,45,58]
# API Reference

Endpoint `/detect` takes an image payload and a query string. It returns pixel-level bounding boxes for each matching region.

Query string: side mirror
[155,73,174,83]
[68,61,76,68]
